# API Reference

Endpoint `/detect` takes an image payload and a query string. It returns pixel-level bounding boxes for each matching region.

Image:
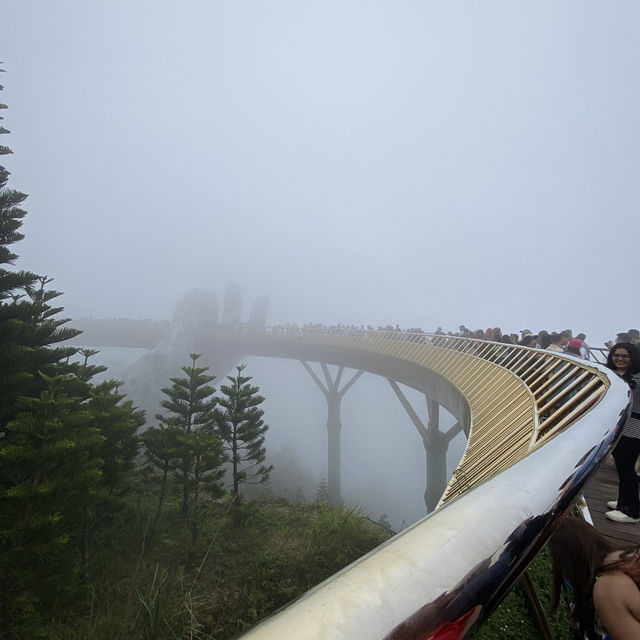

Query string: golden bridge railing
[70,317,623,638]
[221,325,611,506]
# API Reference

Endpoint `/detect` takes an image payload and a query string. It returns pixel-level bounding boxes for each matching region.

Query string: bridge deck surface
[583,456,640,548]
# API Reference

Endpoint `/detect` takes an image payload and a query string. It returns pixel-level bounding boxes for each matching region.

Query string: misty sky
[3,1,639,344]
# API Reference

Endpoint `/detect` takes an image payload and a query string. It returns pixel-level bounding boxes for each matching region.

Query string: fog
[98,346,461,528]
[3,2,639,526]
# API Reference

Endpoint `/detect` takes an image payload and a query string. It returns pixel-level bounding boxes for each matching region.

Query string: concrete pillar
[326,390,342,504]
[424,399,449,511]
[301,362,363,505]
[388,380,461,513]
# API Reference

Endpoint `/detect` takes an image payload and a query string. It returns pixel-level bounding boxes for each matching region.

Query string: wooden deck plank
[582,456,640,548]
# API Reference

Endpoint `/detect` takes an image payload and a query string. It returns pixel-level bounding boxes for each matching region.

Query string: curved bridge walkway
[72,319,630,638]
[583,458,640,548]
[195,324,612,506]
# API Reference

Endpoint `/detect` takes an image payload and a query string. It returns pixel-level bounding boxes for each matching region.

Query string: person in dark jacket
[605,343,640,524]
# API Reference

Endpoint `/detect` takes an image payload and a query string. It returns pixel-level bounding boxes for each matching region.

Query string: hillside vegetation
[29,489,570,640]
[40,492,389,639]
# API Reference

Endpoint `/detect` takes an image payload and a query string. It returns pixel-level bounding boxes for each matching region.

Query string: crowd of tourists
[268,322,640,358]
[435,324,640,357]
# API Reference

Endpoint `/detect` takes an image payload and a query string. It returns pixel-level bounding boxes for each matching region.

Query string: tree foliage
[89,379,144,495]
[0,68,144,637]
[141,422,180,523]
[0,374,104,635]
[143,353,225,543]
[213,364,273,504]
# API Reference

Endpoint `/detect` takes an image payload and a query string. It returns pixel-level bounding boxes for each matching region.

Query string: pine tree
[0,79,40,428]
[69,350,143,497]
[81,377,143,580]
[0,68,144,635]
[0,374,104,635]
[0,68,92,636]
[213,364,273,505]
[0,85,35,297]
[89,379,143,495]
[149,353,225,532]
[183,428,225,546]
[0,71,80,430]
[141,424,181,524]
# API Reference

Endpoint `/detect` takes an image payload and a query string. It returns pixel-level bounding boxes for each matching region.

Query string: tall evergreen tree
[183,428,225,546]
[151,353,225,529]
[0,68,144,636]
[0,374,104,636]
[0,68,88,637]
[71,350,143,498]
[141,423,181,524]
[88,379,143,495]
[0,71,79,429]
[213,364,273,505]
[81,376,143,580]
[0,78,40,428]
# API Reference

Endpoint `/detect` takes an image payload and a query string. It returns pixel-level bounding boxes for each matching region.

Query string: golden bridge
[71,319,629,639]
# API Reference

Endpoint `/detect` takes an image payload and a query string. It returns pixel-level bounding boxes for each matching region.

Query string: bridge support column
[301,362,363,505]
[388,380,463,512]
[326,389,342,506]
[424,399,448,512]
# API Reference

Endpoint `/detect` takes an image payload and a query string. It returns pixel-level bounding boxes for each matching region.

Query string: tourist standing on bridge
[550,516,640,640]
[605,342,640,524]
[538,330,552,349]
[577,332,591,360]
[519,333,537,349]
[547,332,568,353]
[566,338,583,358]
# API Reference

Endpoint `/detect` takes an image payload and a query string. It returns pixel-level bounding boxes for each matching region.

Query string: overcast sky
[3,1,639,345]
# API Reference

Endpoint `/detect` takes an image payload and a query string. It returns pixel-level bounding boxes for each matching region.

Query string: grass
[48,495,391,639]
[29,490,573,639]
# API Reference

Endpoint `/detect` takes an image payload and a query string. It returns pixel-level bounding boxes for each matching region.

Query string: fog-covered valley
[92,341,464,531]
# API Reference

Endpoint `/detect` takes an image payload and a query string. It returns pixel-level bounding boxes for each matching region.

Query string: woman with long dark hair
[550,516,640,640]
[605,342,640,524]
